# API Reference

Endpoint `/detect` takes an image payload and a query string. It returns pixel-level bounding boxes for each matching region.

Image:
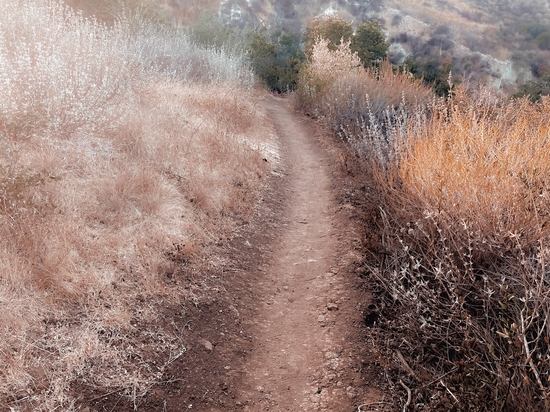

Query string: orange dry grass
[399,95,550,247]
[368,91,550,409]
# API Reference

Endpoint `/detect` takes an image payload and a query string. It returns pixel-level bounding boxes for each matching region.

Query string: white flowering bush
[132,18,253,85]
[296,37,361,111]
[0,1,135,135]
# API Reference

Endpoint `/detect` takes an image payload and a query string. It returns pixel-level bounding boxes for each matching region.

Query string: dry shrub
[295,37,433,161]
[367,91,550,410]
[313,61,434,161]
[296,37,362,111]
[0,1,276,410]
[298,38,550,406]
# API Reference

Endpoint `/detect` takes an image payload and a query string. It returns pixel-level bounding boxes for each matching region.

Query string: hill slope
[169,0,550,91]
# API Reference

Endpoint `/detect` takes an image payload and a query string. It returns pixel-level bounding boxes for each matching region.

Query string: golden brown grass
[0,1,276,410]
[365,91,550,410]
[399,94,550,246]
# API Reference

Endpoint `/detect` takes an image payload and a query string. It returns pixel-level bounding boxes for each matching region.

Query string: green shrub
[247,28,305,93]
[403,55,459,96]
[514,74,550,101]
[303,15,353,57]
[351,20,389,67]
[187,11,248,53]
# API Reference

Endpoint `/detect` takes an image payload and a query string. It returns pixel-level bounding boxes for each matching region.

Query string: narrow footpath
[79,97,383,412]
[232,96,378,411]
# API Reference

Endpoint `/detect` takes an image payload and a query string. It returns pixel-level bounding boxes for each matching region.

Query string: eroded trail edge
[234,96,375,411]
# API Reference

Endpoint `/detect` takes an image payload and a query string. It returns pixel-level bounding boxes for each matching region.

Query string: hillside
[169,0,550,92]
[0,1,279,409]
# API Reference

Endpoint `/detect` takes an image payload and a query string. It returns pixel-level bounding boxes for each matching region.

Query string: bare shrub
[295,36,433,171]
[312,61,433,156]
[296,37,362,111]
[296,35,550,406]
[367,91,550,410]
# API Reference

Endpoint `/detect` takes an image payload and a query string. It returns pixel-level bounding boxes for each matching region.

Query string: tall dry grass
[370,92,550,410]
[297,35,550,410]
[295,36,433,170]
[0,1,276,410]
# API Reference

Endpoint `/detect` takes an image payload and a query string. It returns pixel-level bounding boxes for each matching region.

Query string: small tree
[247,28,305,93]
[351,20,389,67]
[304,15,353,57]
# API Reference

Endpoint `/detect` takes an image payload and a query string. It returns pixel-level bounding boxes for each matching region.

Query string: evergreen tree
[351,20,389,67]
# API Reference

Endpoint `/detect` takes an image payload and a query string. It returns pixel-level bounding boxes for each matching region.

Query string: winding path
[235,96,364,411]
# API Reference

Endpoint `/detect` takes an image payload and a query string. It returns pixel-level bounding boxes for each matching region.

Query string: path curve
[236,96,359,411]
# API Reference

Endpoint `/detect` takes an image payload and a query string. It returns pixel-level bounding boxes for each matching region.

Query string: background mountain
[168,0,550,93]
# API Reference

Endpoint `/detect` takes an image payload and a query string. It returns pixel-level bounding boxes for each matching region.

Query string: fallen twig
[439,379,459,405]
[399,380,412,412]
[521,310,547,399]
[88,389,124,402]
[357,401,392,411]
[396,350,417,380]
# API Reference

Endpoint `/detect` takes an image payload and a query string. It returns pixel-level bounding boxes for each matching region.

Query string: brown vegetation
[297,35,550,411]
[0,1,276,410]
[371,92,550,410]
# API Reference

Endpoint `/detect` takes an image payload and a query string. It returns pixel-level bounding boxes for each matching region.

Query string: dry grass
[312,61,433,138]
[399,94,550,246]
[296,37,362,112]
[295,37,433,166]
[296,35,550,408]
[365,91,550,410]
[0,1,276,410]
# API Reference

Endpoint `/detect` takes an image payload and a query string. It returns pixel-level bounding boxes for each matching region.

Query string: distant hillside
[167,0,550,92]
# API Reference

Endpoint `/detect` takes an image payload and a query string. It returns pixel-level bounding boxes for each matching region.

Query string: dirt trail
[234,96,372,411]
[78,97,380,412]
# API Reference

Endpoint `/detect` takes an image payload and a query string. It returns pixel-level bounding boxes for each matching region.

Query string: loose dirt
[82,95,383,412]
[222,95,383,411]
[232,96,368,411]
